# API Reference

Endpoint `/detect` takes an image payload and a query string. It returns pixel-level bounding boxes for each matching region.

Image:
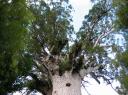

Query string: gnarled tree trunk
[52,71,81,95]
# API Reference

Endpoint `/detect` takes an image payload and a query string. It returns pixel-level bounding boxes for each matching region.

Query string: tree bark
[52,71,81,95]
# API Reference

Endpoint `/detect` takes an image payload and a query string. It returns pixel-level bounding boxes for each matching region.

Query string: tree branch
[93,26,114,48]
[81,83,91,95]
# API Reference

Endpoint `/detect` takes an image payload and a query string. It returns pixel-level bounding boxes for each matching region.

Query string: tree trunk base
[52,71,81,95]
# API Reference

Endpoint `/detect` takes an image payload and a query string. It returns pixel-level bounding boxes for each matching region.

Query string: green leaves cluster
[113,0,128,29]
[30,0,73,55]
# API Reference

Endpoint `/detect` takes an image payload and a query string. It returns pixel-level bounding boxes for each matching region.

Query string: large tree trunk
[52,71,81,95]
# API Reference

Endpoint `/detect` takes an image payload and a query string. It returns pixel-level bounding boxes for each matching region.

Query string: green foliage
[113,0,128,29]
[118,52,128,68]
[121,74,128,89]
[115,51,128,94]
[116,69,128,93]
[113,0,128,94]
[0,0,34,94]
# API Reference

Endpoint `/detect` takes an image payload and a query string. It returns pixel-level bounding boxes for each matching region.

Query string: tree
[24,0,117,95]
[0,0,124,95]
[0,0,34,94]
[112,0,128,94]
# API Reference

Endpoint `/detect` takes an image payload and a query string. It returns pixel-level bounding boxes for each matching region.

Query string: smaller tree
[112,0,128,94]
[0,0,34,94]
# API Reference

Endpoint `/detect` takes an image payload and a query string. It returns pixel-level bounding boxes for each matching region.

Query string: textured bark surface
[52,71,81,95]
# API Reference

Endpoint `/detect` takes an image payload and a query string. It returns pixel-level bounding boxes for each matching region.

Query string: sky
[69,0,119,95]
[14,0,120,95]
[70,0,92,31]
